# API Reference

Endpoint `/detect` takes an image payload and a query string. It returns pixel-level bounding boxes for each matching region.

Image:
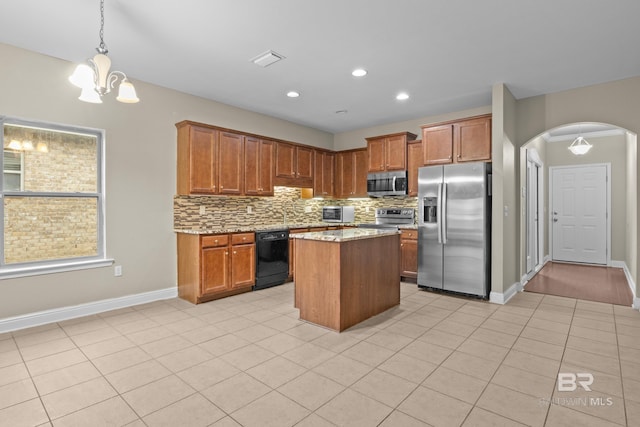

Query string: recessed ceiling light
[396,92,409,100]
[287,91,300,98]
[352,69,367,77]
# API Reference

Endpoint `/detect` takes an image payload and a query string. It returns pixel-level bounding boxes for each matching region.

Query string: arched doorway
[519,122,638,306]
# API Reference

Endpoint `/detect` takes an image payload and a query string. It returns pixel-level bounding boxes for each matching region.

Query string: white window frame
[3,150,24,191]
[0,116,113,279]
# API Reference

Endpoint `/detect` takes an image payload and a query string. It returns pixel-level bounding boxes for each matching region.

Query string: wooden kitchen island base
[293,230,400,332]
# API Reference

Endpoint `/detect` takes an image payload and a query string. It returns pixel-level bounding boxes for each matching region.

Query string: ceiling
[1,0,639,134]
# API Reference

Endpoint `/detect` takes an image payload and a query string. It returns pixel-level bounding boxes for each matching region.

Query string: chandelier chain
[98,0,107,54]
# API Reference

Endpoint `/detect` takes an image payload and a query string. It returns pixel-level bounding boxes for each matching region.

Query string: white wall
[0,43,333,320]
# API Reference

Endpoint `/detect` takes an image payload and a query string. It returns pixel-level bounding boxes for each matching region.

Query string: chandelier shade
[568,136,592,155]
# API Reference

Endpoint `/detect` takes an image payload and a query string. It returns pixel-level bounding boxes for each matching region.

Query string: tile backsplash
[174,187,417,231]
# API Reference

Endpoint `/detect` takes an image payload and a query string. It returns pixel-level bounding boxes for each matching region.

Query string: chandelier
[567,136,592,155]
[68,0,139,104]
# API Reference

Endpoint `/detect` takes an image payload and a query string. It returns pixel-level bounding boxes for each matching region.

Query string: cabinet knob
[242,237,246,240]
[234,251,237,254]
[457,154,461,158]
[225,251,228,255]
[214,240,218,244]
[220,185,224,189]
[448,156,452,160]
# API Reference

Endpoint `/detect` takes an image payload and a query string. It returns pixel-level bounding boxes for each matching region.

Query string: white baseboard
[490,282,520,305]
[0,287,178,333]
[611,260,639,310]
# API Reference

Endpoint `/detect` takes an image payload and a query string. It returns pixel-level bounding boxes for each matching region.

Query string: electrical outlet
[304,206,312,213]
[247,206,253,214]
[199,206,206,215]
[365,206,370,213]
[114,265,122,277]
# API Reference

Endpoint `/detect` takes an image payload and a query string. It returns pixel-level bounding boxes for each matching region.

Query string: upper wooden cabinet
[244,137,274,196]
[422,114,492,165]
[217,131,244,195]
[366,132,417,172]
[177,124,218,194]
[177,121,276,196]
[335,149,367,198]
[313,150,335,197]
[407,140,423,197]
[177,122,246,196]
[274,142,314,187]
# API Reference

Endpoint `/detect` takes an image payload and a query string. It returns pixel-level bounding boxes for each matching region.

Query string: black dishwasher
[254,229,289,290]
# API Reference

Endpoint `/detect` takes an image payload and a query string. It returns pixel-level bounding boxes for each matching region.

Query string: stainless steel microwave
[322,206,355,223]
[367,171,408,197]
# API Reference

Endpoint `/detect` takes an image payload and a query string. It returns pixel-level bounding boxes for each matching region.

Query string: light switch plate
[304,206,312,213]
[199,206,206,215]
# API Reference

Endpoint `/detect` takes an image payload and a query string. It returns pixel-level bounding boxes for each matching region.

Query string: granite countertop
[290,228,400,242]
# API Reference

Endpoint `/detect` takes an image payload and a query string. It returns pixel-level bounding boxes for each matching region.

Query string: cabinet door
[244,137,273,196]
[423,124,453,165]
[407,141,423,197]
[296,147,314,183]
[400,238,418,279]
[314,151,334,197]
[230,244,255,289]
[189,126,218,193]
[244,137,260,195]
[275,142,296,179]
[336,152,353,197]
[353,149,368,197]
[455,116,492,162]
[218,131,244,194]
[201,246,229,295]
[367,138,386,172]
[385,134,407,170]
[259,140,274,195]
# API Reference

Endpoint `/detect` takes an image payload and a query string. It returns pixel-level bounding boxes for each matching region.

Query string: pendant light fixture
[68,0,139,104]
[568,136,592,155]
[568,125,592,155]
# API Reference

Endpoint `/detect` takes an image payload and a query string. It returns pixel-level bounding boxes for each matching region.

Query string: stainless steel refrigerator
[417,162,491,298]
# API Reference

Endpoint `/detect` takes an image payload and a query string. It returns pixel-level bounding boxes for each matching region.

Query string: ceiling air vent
[250,50,285,68]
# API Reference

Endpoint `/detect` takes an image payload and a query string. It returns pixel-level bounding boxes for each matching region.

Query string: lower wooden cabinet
[178,232,255,304]
[400,229,418,280]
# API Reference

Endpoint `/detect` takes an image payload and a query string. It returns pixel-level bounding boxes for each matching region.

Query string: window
[3,150,23,191]
[0,117,110,277]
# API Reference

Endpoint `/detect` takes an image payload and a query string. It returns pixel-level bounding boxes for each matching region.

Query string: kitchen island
[291,228,401,332]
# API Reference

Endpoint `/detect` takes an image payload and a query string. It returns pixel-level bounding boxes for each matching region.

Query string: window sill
[0,259,115,280]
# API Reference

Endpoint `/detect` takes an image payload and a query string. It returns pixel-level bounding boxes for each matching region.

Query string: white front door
[551,165,608,265]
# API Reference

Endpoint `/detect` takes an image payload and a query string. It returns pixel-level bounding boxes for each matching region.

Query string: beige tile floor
[1,282,640,426]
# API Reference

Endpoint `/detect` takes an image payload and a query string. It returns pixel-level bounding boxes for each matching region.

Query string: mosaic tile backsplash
[174,187,418,231]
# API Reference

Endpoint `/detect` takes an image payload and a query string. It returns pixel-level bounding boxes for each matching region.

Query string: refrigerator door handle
[437,183,443,244]
[441,183,448,244]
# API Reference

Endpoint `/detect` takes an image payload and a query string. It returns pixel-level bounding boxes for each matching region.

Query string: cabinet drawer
[201,234,229,248]
[401,229,418,240]
[231,232,255,245]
